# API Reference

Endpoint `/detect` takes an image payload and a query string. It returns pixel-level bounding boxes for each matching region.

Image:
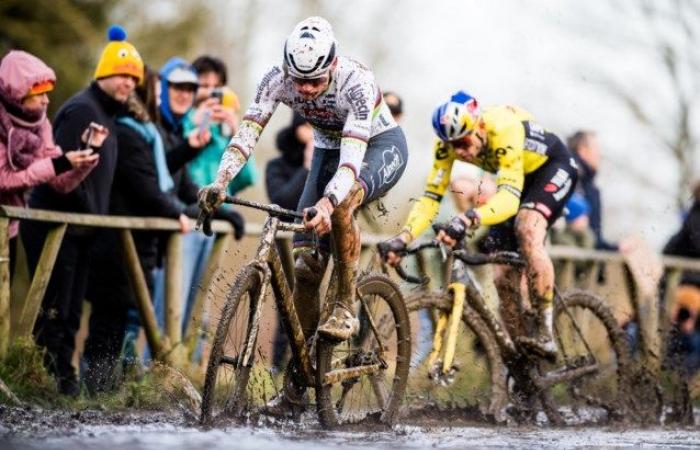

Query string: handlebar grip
[305,207,318,221]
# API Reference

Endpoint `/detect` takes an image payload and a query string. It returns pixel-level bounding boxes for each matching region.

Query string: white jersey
[214,56,397,204]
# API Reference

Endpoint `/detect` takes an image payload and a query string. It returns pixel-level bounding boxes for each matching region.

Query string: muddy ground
[2,405,700,449]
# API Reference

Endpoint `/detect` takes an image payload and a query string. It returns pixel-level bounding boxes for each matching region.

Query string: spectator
[383,91,403,123]
[83,66,190,393]
[0,50,97,279]
[265,112,313,213]
[21,25,142,396]
[568,130,617,250]
[184,55,256,196]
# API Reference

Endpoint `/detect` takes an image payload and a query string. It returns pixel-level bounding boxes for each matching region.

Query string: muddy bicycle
[197,197,410,428]
[387,238,634,425]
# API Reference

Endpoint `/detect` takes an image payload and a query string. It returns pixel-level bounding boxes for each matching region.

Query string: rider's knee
[330,182,364,225]
[515,215,546,255]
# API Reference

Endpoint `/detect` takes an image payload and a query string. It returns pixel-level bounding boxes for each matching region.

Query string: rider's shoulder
[334,56,375,84]
[483,105,532,134]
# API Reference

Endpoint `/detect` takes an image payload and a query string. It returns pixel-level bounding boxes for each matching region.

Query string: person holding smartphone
[0,50,102,280]
[21,25,143,397]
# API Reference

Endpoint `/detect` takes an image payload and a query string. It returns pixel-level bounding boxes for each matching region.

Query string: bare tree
[601,0,699,211]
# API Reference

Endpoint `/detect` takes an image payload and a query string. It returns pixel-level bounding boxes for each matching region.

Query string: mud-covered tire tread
[543,289,633,424]
[316,273,411,429]
[200,264,261,425]
[404,290,508,422]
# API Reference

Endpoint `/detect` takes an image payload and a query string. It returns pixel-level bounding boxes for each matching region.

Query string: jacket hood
[158,57,196,129]
[0,50,56,105]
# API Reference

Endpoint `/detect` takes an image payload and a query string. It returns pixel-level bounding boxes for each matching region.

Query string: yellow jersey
[403,105,567,239]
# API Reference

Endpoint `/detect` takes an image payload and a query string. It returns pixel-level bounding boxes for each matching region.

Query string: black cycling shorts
[293,126,409,251]
[480,143,578,253]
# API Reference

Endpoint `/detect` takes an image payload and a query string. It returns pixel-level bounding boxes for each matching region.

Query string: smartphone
[83,126,95,151]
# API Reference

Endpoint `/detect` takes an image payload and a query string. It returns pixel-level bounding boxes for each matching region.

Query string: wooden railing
[0,205,234,365]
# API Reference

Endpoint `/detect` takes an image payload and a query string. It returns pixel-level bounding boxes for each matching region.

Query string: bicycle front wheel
[404,291,508,423]
[316,273,411,428]
[200,264,262,426]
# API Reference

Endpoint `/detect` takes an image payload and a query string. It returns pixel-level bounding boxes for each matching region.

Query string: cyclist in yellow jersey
[379,91,579,357]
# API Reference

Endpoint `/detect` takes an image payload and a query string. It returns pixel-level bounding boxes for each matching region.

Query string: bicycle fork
[427,283,466,384]
[241,266,272,368]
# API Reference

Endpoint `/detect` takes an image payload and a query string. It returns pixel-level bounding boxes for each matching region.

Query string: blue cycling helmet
[431,90,480,141]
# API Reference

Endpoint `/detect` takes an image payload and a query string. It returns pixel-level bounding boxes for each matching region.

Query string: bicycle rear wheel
[316,273,411,428]
[200,264,262,425]
[405,291,508,423]
[541,289,631,424]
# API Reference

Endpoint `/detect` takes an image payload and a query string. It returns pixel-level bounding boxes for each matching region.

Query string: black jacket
[664,200,700,287]
[574,155,617,251]
[265,118,309,214]
[30,82,124,221]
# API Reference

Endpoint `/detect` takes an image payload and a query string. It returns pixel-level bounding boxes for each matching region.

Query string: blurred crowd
[1,25,698,396]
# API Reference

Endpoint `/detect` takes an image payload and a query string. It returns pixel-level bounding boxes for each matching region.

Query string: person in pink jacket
[0,50,104,277]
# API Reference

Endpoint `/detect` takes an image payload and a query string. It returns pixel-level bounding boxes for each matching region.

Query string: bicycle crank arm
[322,364,382,386]
[534,362,599,391]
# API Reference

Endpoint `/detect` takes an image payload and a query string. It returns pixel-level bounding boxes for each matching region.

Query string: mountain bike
[389,238,634,425]
[197,197,410,428]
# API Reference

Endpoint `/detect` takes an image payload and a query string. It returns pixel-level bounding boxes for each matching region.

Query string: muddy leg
[318,182,364,341]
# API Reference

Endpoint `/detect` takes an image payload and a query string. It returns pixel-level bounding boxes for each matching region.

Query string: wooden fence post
[623,242,663,377]
[120,229,165,361]
[16,223,67,338]
[184,233,231,359]
[0,218,10,358]
[165,232,183,364]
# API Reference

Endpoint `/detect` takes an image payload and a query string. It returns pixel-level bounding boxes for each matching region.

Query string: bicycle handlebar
[388,239,525,285]
[196,195,307,236]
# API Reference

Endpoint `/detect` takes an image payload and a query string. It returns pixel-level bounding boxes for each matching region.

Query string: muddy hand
[304,197,333,235]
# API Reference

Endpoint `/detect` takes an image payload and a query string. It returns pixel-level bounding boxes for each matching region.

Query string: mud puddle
[2,406,699,449]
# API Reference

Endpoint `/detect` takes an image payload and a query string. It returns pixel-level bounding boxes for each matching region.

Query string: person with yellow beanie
[21,25,143,397]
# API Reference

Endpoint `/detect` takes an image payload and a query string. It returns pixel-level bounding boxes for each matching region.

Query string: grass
[0,339,198,412]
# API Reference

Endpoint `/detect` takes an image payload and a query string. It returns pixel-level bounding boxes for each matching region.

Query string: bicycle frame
[396,241,602,388]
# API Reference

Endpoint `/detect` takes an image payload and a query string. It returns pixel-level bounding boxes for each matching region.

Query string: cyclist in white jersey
[199,17,408,404]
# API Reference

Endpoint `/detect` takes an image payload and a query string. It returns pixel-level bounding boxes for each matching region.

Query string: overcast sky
[214,0,698,249]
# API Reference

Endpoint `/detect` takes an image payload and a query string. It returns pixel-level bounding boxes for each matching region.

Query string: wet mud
[2,405,700,449]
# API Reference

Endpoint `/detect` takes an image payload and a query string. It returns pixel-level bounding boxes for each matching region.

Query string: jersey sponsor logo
[379,145,404,186]
[525,121,546,140]
[255,66,282,103]
[430,168,446,186]
[345,83,370,120]
[550,168,570,188]
[553,177,572,201]
[524,138,548,155]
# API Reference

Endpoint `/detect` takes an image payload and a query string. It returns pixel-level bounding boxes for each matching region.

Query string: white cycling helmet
[283,16,337,79]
